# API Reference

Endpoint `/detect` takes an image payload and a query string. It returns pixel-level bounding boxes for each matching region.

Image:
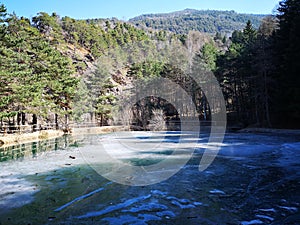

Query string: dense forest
[0,0,299,133]
[130,9,266,34]
[215,0,300,128]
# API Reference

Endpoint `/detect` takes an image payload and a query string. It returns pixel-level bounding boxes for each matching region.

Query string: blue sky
[1,0,280,20]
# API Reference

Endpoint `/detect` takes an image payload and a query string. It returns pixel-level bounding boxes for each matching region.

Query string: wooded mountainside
[130,9,266,34]
[0,0,299,132]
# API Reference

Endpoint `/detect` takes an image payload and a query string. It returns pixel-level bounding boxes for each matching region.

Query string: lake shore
[239,127,300,135]
[1,126,299,148]
[0,130,65,147]
[71,126,129,136]
[0,126,129,148]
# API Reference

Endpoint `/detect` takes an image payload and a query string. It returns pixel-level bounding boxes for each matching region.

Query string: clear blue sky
[1,0,280,20]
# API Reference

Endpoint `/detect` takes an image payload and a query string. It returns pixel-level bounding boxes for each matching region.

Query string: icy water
[0,131,300,225]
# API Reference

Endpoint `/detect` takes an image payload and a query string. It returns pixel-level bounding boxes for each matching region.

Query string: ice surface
[0,176,36,211]
[209,189,226,195]
[156,210,176,217]
[277,142,300,169]
[277,205,298,212]
[0,147,85,210]
[102,213,163,225]
[258,208,276,213]
[1,131,300,224]
[102,215,147,225]
[170,200,196,209]
[54,182,112,212]
[240,219,264,225]
[255,214,274,221]
[122,202,168,213]
[75,194,152,219]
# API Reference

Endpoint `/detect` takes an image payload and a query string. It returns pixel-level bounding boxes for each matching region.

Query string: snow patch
[255,214,274,221]
[209,189,226,195]
[76,194,151,219]
[258,208,276,213]
[278,205,298,213]
[240,219,264,225]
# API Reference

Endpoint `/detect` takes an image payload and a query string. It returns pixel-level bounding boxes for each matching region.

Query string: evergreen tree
[199,41,219,71]
[0,10,78,129]
[216,21,258,126]
[274,0,300,127]
[85,63,117,126]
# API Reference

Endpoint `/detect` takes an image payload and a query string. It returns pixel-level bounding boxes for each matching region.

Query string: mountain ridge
[129,9,268,34]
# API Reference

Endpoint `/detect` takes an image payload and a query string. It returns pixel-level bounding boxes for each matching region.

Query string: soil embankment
[0,126,128,147]
[71,126,128,136]
[0,130,64,147]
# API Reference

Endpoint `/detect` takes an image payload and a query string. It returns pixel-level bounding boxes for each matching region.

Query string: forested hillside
[0,0,299,132]
[0,4,198,131]
[129,9,266,34]
[0,5,158,130]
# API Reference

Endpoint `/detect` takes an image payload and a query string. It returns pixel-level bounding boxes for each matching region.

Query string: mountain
[129,9,267,34]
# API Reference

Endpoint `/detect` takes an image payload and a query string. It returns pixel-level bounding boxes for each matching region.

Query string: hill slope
[129,9,267,34]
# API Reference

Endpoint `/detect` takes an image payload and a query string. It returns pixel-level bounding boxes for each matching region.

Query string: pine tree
[85,63,117,126]
[274,0,300,127]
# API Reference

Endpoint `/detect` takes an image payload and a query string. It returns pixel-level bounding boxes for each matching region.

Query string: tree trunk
[55,113,59,130]
[32,114,37,132]
[100,114,103,126]
[17,112,21,126]
[21,112,26,125]
[264,71,272,128]
[65,111,69,130]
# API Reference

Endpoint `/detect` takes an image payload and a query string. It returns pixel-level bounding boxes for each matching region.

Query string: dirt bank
[0,130,64,147]
[0,126,129,148]
[71,126,129,135]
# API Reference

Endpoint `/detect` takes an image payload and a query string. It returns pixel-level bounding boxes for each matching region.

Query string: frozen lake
[0,131,299,224]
